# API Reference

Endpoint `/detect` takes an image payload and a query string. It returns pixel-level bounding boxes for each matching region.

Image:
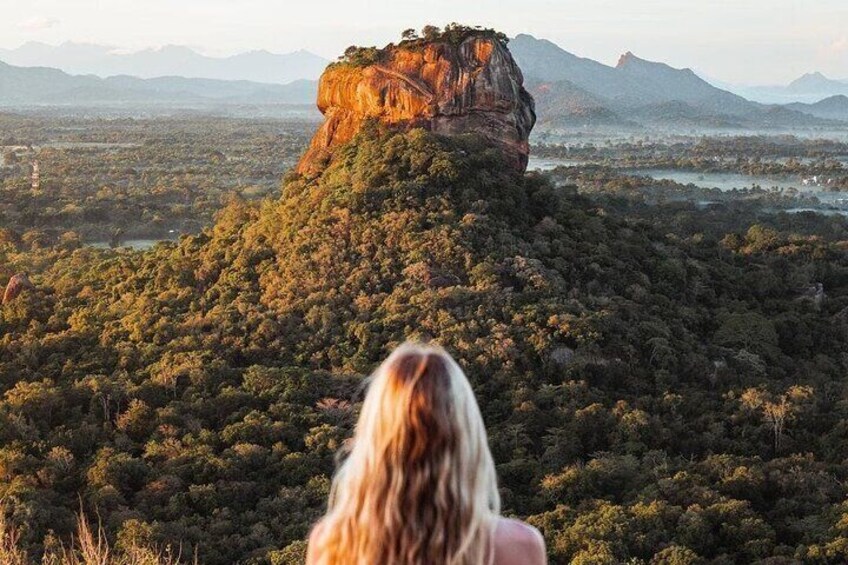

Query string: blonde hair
[311,342,501,564]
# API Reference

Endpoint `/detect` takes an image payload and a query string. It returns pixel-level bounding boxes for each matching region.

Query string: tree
[650,545,703,564]
[342,45,358,61]
[421,25,441,40]
[116,399,156,441]
[269,541,308,565]
[740,386,814,452]
[714,311,778,357]
[743,224,780,253]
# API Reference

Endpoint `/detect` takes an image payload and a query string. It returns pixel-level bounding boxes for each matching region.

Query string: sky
[2,0,847,85]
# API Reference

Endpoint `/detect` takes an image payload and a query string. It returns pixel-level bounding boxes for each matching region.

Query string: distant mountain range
[509,34,842,129]
[786,95,848,121]
[1,36,846,127]
[511,37,749,115]
[0,41,328,84]
[735,72,848,105]
[0,60,317,108]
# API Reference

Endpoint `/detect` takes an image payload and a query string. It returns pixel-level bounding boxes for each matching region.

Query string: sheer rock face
[297,36,536,175]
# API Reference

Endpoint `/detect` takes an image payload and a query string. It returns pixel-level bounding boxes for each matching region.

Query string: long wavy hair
[311,342,500,564]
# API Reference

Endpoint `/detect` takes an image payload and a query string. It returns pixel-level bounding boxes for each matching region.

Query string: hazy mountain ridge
[0,41,329,84]
[734,72,848,104]
[510,34,837,129]
[788,72,848,95]
[1,36,845,128]
[0,60,318,107]
[786,95,848,121]
[527,79,632,127]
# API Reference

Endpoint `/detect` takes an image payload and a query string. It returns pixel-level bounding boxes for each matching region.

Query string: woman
[307,342,546,565]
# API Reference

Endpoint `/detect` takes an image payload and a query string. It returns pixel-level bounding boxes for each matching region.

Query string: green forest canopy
[2,126,848,563]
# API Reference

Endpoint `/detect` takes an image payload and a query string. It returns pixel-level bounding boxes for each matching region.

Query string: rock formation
[296,34,536,175]
[3,272,33,304]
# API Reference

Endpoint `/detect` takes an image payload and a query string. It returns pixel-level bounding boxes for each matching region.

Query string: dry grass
[0,506,28,565]
[1,503,195,565]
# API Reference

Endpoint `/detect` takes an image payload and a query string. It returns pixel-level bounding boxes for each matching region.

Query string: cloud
[17,17,60,32]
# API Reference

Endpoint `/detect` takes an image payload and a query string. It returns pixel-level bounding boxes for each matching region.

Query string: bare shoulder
[305,520,326,565]
[493,517,547,565]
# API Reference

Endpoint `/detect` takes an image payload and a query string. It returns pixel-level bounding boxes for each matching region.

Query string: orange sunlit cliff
[297,32,536,175]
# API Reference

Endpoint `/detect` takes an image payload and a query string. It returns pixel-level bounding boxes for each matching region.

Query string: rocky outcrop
[3,272,33,304]
[296,35,535,175]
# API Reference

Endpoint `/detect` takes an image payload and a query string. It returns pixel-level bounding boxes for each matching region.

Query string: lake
[527,157,589,171]
[783,208,848,217]
[88,238,176,251]
[625,169,804,191]
[629,169,848,205]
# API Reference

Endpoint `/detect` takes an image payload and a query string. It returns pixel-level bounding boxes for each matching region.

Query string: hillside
[528,79,631,128]
[6,117,848,564]
[787,94,848,121]
[509,34,827,129]
[787,72,848,97]
[614,52,753,115]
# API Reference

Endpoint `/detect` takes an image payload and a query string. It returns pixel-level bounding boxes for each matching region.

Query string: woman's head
[313,342,500,565]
